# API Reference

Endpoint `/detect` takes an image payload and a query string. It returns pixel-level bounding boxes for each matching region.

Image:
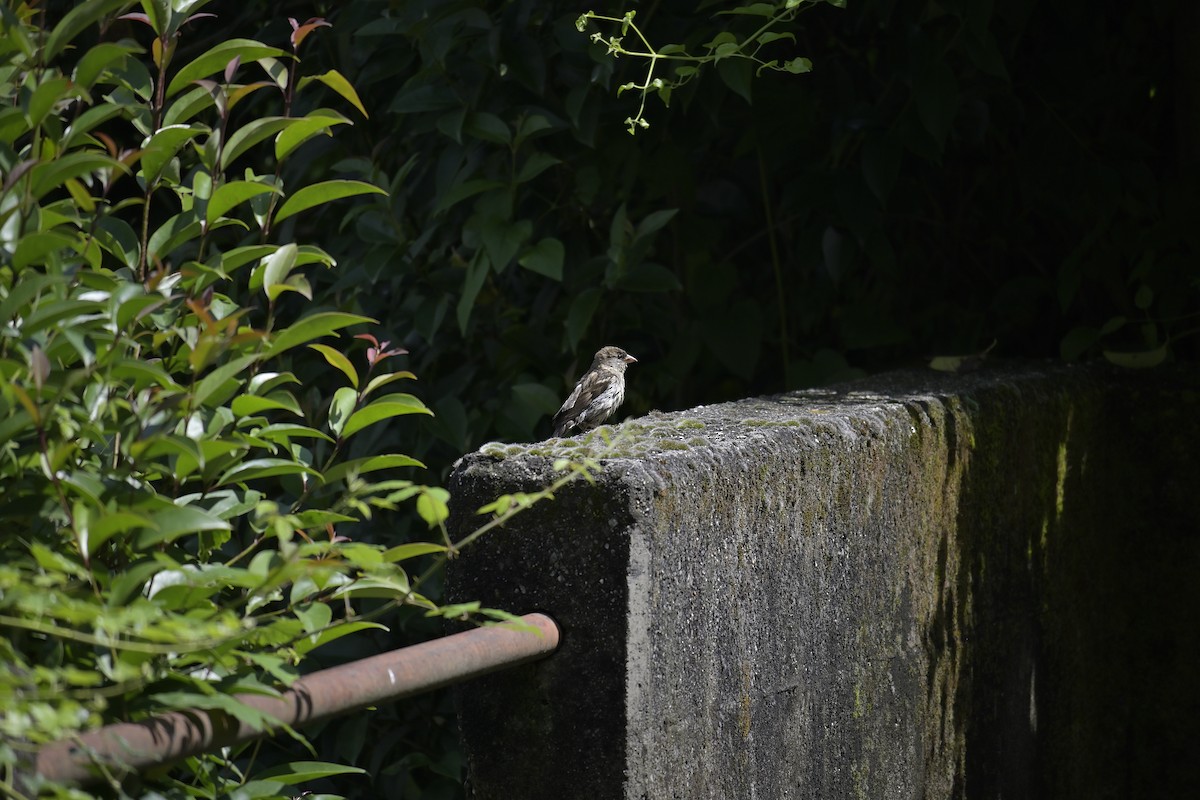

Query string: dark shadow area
[946,367,1200,798]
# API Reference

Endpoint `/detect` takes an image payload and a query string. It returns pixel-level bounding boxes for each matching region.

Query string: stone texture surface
[446,364,1199,800]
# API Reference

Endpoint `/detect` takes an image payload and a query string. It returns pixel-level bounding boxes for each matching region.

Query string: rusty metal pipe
[33,612,559,787]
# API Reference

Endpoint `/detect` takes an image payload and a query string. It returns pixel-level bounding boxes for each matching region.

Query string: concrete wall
[446,365,1199,799]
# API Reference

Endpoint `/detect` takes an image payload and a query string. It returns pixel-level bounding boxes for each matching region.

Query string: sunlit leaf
[166,39,287,98]
[265,312,375,357]
[207,180,280,224]
[416,487,450,528]
[323,454,425,484]
[220,116,294,170]
[297,70,369,118]
[261,242,298,299]
[252,761,367,784]
[294,622,388,656]
[274,180,386,223]
[275,110,351,161]
[217,458,321,486]
[140,124,207,184]
[382,542,448,562]
[342,394,432,439]
[328,386,358,437]
[309,343,358,388]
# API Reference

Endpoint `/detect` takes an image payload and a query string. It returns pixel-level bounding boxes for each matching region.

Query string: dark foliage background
[189,0,1197,488]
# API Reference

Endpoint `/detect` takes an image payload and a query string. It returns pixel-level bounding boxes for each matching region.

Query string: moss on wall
[448,364,1199,799]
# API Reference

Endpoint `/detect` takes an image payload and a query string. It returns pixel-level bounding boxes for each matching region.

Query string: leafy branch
[577,1,839,134]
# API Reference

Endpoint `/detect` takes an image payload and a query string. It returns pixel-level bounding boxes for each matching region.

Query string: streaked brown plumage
[552,346,637,437]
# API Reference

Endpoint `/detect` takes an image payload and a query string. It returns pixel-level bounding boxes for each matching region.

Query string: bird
[552,346,637,437]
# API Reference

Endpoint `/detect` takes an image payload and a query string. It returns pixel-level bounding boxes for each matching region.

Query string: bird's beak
[624,354,638,364]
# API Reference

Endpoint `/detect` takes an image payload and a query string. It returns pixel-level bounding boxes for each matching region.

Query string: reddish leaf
[290,17,331,51]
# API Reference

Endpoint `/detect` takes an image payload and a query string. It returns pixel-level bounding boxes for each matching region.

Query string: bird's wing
[553,369,613,434]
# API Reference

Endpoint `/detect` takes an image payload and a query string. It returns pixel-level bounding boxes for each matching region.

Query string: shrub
[0,2,514,796]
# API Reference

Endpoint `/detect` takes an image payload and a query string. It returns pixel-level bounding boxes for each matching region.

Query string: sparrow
[552,346,637,437]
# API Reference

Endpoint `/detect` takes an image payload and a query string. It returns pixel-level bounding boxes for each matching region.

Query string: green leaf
[220,117,294,170]
[217,458,321,486]
[148,212,203,261]
[274,180,387,223]
[716,58,753,102]
[22,297,103,335]
[323,454,426,484]
[207,180,280,224]
[1060,326,1098,361]
[382,542,448,562]
[193,354,260,407]
[27,77,80,129]
[266,312,376,357]
[217,244,278,273]
[704,31,739,49]
[614,262,682,293]
[261,242,298,300]
[416,487,451,528]
[297,70,369,118]
[275,110,351,161]
[73,42,142,90]
[1103,345,1169,369]
[362,370,417,399]
[756,31,797,46]
[309,343,358,388]
[163,85,218,126]
[428,601,479,619]
[0,274,57,324]
[83,512,152,556]
[717,3,778,16]
[255,423,335,444]
[457,253,489,334]
[1100,316,1127,336]
[231,393,302,417]
[13,231,80,270]
[342,394,432,439]
[30,153,122,200]
[635,208,678,239]
[294,511,359,529]
[783,57,813,74]
[140,124,207,184]
[518,238,564,280]
[295,601,332,633]
[566,287,602,349]
[464,111,511,144]
[480,216,531,271]
[328,387,358,438]
[516,152,561,184]
[294,622,388,656]
[1134,284,1154,310]
[151,691,282,732]
[389,82,460,114]
[434,178,506,214]
[136,505,232,547]
[252,761,367,785]
[166,39,287,98]
[45,0,131,61]
[511,382,561,415]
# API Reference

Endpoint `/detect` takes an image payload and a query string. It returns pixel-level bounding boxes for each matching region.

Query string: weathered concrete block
[446,365,1199,800]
